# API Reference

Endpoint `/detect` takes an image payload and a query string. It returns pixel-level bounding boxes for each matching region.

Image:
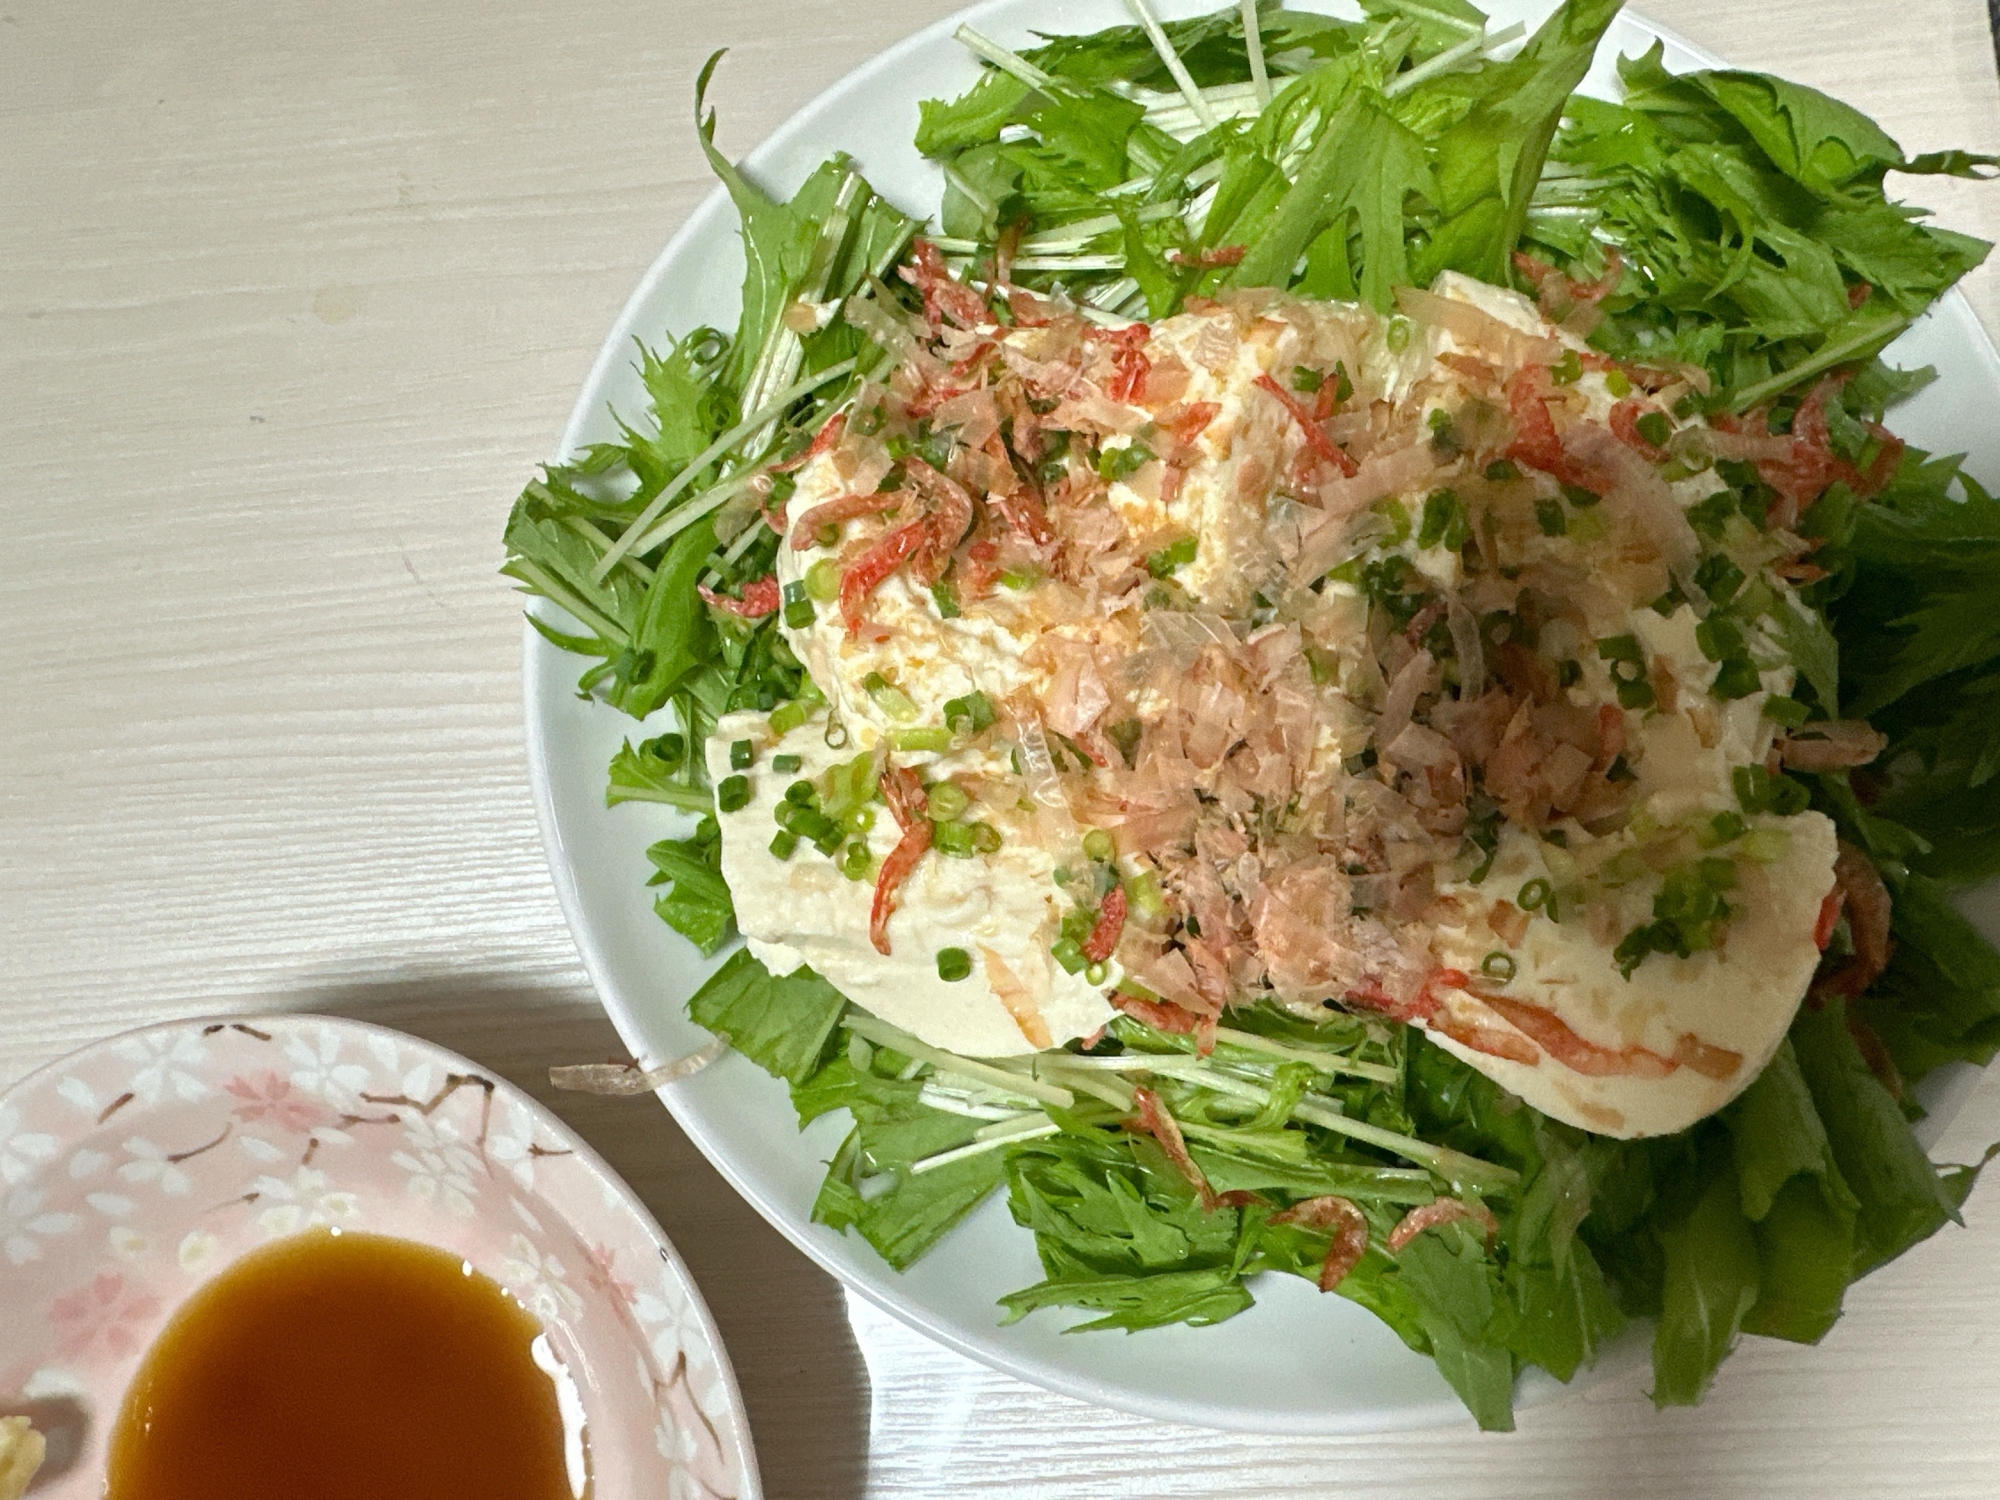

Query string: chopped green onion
[932,819,976,856]
[1613,676,1655,711]
[640,732,685,769]
[1535,497,1568,536]
[1084,961,1110,985]
[1481,951,1517,982]
[999,567,1041,589]
[1598,635,1656,711]
[769,830,798,860]
[1712,657,1762,700]
[891,726,952,753]
[1107,717,1143,766]
[1605,369,1632,397]
[1051,937,1087,974]
[1601,849,1648,884]
[822,751,883,818]
[1483,459,1521,483]
[1370,496,1412,546]
[1763,695,1810,728]
[804,559,840,602]
[1636,410,1673,448]
[943,691,996,734]
[843,806,876,835]
[931,579,961,618]
[716,775,750,813]
[933,818,997,857]
[1551,350,1583,385]
[863,671,919,722]
[1083,829,1116,863]
[1742,828,1791,863]
[1695,616,1743,662]
[1418,489,1469,551]
[1517,879,1552,912]
[730,738,754,771]
[1734,764,1811,817]
[783,805,838,843]
[772,753,803,774]
[937,947,973,982]
[785,779,816,806]
[926,781,971,821]
[840,841,875,880]
[1124,872,1166,920]
[1699,811,1748,848]
[1695,553,1746,605]
[1687,490,1737,539]
[1615,856,1739,976]
[769,700,812,737]
[1095,441,1154,482]
[1145,535,1198,578]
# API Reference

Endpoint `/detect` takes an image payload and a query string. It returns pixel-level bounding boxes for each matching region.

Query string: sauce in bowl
[105,1229,582,1500]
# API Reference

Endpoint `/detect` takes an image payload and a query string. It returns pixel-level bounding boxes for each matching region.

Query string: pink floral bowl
[0,1014,759,1499]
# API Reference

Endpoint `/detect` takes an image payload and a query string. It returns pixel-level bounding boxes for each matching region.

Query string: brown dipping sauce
[106,1229,580,1500]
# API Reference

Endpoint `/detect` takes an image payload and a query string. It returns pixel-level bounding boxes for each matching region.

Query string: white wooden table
[7,2,2000,1494]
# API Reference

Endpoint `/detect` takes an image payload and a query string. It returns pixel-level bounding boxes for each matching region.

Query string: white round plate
[0,1015,759,1497]
[523,0,2000,1434]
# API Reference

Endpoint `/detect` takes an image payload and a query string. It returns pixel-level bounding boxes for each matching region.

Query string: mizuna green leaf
[686,949,847,1085]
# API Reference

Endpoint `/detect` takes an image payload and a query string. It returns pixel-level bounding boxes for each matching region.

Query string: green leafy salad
[505,0,2000,1428]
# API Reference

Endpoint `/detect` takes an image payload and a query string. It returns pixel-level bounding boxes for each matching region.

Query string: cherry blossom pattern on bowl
[0,1014,759,1500]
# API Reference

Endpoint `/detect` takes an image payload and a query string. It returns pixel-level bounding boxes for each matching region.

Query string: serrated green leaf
[999,1265,1256,1332]
[1393,1227,1518,1431]
[686,948,847,1085]
[1414,0,1622,287]
[643,832,735,955]
[916,69,1032,157]
[1651,1163,1759,1408]
[693,53,818,392]
[1226,92,1434,309]
[1792,996,1960,1276]
[1723,1039,1858,1223]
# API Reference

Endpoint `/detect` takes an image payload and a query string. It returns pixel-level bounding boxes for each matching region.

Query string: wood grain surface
[6,2,2000,1495]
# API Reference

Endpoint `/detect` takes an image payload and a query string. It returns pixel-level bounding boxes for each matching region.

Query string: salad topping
[738,254,1842,1138]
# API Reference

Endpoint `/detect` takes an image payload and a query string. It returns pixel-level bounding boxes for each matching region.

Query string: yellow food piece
[0,1416,46,1500]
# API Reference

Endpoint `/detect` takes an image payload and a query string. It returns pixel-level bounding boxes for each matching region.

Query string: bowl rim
[1,1009,765,1500]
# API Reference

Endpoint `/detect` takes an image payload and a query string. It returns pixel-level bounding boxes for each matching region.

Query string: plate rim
[520,0,2000,1436]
